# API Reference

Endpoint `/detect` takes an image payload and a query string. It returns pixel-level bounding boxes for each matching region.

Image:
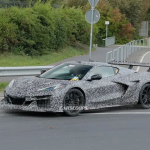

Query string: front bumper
[1,94,64,112]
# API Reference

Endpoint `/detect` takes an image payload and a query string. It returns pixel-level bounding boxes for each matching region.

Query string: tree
[63,0,88,8]
[82,0,135,44]
[0,0,64,7]
[140,0,150,21]
[146,8,150,36]
[108,0,150,30]
[0,0,34,7]
[108,0,141,28]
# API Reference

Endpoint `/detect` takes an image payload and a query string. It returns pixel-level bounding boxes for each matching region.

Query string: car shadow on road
[2,110,65,118]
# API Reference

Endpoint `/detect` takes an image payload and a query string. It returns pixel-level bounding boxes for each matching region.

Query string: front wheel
[139,84,150,109]
[63,89,85,117]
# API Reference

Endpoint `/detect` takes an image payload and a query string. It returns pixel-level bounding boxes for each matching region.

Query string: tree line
[0,0,149,55]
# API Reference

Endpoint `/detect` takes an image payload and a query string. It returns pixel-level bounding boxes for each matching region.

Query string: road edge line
[136,51,150,72]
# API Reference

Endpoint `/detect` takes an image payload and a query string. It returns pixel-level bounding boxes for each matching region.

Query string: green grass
[0,46,94,67]
[0,82,9,93]
[136,41,148,46]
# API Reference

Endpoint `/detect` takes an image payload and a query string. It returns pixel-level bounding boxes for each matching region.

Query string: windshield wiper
[48,78,71,80]
[48,78,62,80]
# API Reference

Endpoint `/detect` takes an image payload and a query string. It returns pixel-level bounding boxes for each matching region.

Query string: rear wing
[108,60,150,71]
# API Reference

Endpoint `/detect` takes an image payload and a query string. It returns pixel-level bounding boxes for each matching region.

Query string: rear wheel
[63,89,85,116]
[139,84,150,109]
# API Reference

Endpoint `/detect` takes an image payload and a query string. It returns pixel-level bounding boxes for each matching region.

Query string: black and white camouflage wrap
[1,61,150,112]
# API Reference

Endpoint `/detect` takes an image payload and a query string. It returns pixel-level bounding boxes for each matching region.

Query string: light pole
[105,21,109,47]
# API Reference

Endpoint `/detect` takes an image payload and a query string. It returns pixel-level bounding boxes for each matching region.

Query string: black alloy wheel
[140,84,150,109]
[63,89,85,116]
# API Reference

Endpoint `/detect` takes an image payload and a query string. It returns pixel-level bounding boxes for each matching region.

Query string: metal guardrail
[105,36,115,47]
[106,38,150,63]
[0,66,54,77]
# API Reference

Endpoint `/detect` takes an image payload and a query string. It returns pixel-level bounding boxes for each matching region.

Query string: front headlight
[37,83,67,92]
[9,80,15,88]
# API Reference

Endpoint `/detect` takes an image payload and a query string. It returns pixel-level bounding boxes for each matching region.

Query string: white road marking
[0,113,7,117]
[136,51,150,71]
[86,112,150,115]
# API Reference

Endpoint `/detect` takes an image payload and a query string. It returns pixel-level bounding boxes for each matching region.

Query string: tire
[63,89,85,117]
[139,84,150,109]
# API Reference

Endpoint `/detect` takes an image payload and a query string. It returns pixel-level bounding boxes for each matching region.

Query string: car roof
[64,61,112,67]
[63,61,136,74]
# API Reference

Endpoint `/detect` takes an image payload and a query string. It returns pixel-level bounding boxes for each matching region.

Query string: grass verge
[0,46,95,67]
[0,82,9,93]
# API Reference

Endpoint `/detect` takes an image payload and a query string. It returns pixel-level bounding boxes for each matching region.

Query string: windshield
[39,63,93,80]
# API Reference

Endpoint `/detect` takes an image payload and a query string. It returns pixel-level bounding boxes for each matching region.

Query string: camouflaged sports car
[2,60,150,116]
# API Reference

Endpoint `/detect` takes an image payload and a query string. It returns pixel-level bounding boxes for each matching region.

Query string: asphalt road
[137,50,150,72]
[1,46,150,150]
[1,101,150,150]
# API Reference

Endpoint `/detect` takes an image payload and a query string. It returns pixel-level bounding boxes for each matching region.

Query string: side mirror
[41,70,47,74]
[87,74,102,81]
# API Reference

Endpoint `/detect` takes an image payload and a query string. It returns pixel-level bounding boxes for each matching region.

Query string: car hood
[6,76,70,97]
[15,76,70,87]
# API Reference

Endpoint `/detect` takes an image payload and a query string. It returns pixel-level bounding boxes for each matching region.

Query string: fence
[105,36,115,47]
[0,66,53,77]
[106,38,150,63]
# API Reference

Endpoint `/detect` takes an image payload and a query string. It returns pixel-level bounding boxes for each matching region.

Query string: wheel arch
[70,87,86,105]
[138,82,150,104]
[140,82,150,91]
[138,83,150,108]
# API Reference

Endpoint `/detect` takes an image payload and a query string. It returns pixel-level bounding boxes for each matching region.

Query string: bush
[63,0,88,8]
[0,8,18,53]
[0,1,98,56]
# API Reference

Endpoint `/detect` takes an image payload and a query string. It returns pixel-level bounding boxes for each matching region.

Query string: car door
[85,66,125,107]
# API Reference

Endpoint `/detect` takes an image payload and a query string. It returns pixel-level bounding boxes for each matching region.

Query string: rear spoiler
[108,60,150,72]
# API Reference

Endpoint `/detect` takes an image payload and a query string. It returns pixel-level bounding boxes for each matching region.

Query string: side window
[90,66,116,78]
[113,67,119,74]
